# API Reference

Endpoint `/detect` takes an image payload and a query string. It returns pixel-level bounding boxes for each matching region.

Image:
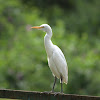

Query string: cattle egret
[31,24,68,93]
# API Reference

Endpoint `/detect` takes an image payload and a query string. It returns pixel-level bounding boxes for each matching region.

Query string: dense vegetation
[0,0,100,96]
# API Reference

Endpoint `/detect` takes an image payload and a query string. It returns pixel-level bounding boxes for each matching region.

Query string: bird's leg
[44,77,57,94]
[52,76,57,92]
[61,76,63,93]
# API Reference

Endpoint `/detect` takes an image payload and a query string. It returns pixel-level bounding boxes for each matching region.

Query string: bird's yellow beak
[31,26,44,29]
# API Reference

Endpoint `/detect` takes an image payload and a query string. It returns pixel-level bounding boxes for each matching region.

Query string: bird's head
[31,24,52,33]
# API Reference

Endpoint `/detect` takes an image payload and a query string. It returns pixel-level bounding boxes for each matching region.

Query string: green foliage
[0,0,100,96]
[21,0,75,11]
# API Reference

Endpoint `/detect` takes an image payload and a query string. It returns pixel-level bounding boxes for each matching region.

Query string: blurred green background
[0,0,100,97]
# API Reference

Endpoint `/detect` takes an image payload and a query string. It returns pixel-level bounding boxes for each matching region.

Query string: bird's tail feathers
[60,76,68,84]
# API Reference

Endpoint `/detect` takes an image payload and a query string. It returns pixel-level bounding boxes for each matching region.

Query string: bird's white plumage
[52,45,68,83]
[47,44,68,84]
[31,24,68,85]
[42,24,68,84]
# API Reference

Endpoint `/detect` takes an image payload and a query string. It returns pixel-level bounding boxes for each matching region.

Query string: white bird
[31,24,68,93]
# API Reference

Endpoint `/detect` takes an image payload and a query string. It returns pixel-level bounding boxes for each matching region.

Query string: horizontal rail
[0,89,100,100]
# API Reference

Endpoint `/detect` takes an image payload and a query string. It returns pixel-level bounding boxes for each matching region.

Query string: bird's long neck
[44,31,54,57]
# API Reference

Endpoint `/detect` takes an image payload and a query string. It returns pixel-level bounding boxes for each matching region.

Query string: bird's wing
[54,45,67,63]
[52,45,68,83]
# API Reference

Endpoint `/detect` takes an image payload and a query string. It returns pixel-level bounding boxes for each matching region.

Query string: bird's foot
[43,91,53,94]
[53,92,64,96]
[43,91,64,96]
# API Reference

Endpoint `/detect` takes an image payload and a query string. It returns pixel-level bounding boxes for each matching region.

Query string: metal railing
[0,89,100,100]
